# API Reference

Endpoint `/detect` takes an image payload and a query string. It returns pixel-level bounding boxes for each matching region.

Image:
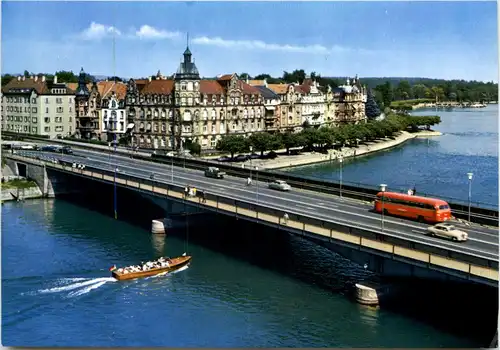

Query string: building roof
[217,74,234,81]
[255,85,278,99]
[239,81,261,95]
[140,79,175,95]
[2,77,47,94]
[246,79,266,86]
[200,80,225,95]
[266,84,288,95]
[2,76,77,95]
[97,81,127,100]
[67,82,92,92]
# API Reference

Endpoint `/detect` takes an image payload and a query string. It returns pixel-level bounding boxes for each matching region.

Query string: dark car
[216,156,231,162]
[232,154,248,162]
[248,153,260,160]
[260,151,277,160]
[61,146,73,154]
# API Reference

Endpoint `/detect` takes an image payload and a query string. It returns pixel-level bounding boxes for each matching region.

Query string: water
[288,105,499,209]
[2,199,497,347]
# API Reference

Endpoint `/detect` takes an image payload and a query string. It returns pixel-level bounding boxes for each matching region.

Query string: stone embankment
[1,166,43,202]
[243,130,441,170]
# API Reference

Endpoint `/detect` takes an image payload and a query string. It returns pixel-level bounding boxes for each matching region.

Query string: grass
[2,179,38,190]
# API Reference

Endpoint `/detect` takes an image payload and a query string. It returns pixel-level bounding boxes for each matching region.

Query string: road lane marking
[56,154,500,246]
[39,158,499,259]
[295,204,315,211]
[411,229,498,246]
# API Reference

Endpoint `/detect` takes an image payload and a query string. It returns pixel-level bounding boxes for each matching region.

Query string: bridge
[5,150,499,288]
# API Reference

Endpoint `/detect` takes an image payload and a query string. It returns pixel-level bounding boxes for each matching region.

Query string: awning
[264,106,275,110]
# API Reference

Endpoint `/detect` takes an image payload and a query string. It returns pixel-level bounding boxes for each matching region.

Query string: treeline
[239,70,498,110]
[214,115,441,157]
[1,70,110,86]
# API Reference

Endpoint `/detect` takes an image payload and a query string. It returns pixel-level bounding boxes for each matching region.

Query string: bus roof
[376,191,449,206]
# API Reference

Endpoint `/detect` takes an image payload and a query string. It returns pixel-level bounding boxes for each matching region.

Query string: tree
[55,71,78,83]
[23,70,30,78]
[216,135,248,158]
[186,141,201,156]
[108,76,123,82]
[249,132,272,155]
[239,73,251,80]
[375,81,393,108]
[365,89,381,120]
[281,132,301,154]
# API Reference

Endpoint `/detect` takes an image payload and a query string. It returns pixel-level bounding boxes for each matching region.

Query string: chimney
[22,76,26,81]
[34,76,38,82]
[148,76,152,82]
[54,75,58,84]
[17,76,21,81]
[42,76,46,82]
[30,76,34,80]
[264,78,267,87]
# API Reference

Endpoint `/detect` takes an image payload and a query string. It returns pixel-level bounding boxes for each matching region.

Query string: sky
[2,1,498,82]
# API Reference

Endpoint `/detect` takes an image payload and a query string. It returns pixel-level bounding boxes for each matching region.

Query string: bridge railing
[9,136,499,224]
[19,155,497,284]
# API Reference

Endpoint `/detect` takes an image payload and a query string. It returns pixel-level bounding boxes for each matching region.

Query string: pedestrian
[283,213,289,224]
[202,191,207,203]
[412,186,417,195]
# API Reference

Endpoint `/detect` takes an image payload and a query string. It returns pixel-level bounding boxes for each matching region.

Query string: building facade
[98,81,127,140]
[333,76,367,125]
[1,75,76,139]
[126,47,267,151]
[74,68,101,140]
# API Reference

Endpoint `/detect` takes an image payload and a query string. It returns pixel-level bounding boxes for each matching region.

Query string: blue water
[288,105,499,209]
[3,199,495,347]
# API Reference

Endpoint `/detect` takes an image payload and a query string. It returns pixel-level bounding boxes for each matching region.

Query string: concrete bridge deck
[7,152,499,287]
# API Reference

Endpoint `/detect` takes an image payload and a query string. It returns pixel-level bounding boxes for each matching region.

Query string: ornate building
[332,76,367,125]
[74,68,100,139]
[98,81,127,141]
[126,47,266,151]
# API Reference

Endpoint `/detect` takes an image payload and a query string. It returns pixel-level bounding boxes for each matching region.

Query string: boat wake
[35,277,117,298]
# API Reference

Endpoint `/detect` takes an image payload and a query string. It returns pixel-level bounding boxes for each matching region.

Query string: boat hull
[112,256,192,281]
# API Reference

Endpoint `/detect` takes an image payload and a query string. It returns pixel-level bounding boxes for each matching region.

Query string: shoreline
[241,130,442,170]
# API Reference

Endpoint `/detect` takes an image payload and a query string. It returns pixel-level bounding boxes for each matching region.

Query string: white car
[268,180,291,191]
[426,223,468,242]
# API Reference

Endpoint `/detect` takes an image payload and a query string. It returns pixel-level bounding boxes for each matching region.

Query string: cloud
[80,22,121,40]
[191,36,361,55]
[134,25,180,39]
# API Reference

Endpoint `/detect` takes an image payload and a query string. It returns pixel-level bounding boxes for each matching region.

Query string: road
[15,149,499,261]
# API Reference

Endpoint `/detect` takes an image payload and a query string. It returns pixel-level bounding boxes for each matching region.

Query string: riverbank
[411,102,489,110]
[245,130,442,170]
[1,173,43,202]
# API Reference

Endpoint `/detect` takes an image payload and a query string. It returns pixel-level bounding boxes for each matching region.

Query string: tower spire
[187,32,189,48]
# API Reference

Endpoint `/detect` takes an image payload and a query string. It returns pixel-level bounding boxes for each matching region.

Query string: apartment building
[333,76,367,125]
[98,80,127,140]
[1,75,76,139]
[126,47,266,151]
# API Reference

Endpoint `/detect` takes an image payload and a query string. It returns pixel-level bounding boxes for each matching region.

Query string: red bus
[373,191,452,223]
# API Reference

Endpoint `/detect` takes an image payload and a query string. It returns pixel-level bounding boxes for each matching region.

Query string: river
[288,104,498,209]
[2,198,497,347]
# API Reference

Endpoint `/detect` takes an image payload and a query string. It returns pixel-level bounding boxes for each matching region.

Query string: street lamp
[255,166,259,202]
[249,146,253,180]
[380,184,387,231]
[339,155,344,199]
[467,172,473,222]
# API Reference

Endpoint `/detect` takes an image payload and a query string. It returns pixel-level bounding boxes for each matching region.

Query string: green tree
[249,132,272,155]
[281,132,301,154]
[365,89,381,120]
[216,135,248,158]
[55,70,78,83]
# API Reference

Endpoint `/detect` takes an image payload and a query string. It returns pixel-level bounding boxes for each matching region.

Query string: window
[211,124,215,133]
[46,107,49,114]
[44,126,50,132]
[55,117,62,123]
[32,127,37,133]
[203,124,207,132]
[69,117,72,122]
[112,100,116,108]
[56,107,63,113]
[44,117,50,123]
[45,98,49,104]
[55,126,63,132]
[181,97,186,105]
[188,97,193,105]
[211,139,216,148]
